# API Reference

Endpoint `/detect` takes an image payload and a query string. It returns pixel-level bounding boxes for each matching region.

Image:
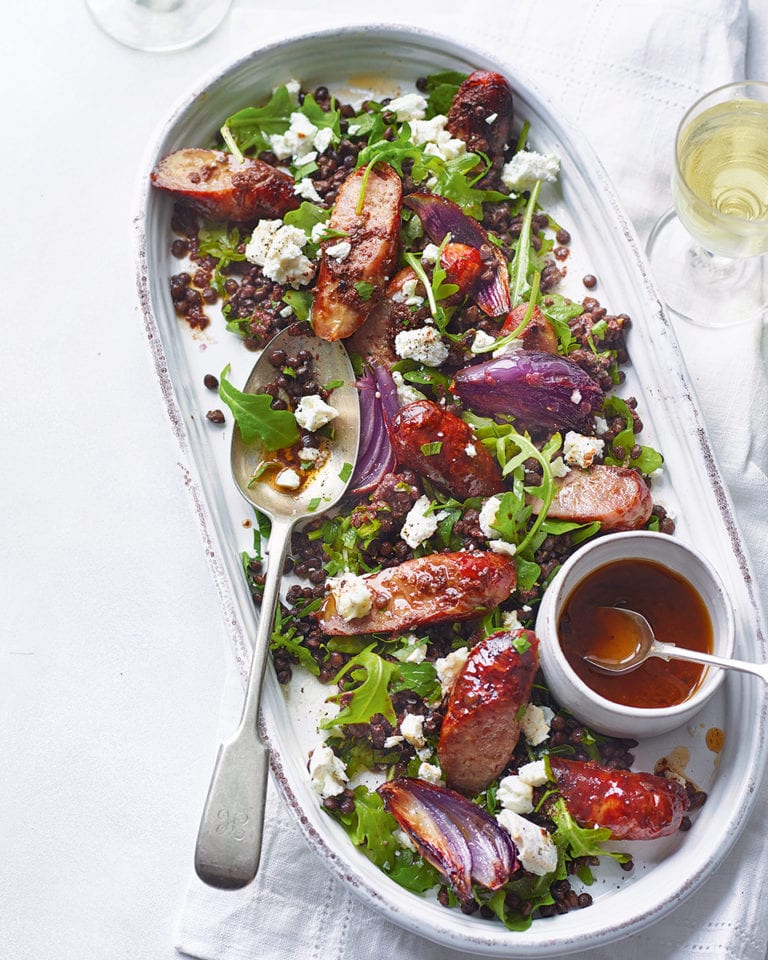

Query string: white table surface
[2,4,767,959]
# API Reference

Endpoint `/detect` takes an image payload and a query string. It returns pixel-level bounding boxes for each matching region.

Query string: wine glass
[646,81,768,327]
[85,0,232,53]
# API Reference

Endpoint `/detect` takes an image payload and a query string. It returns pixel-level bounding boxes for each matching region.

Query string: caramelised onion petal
[404,193,511,317]
[452,350,605,430]
[350,365,401,494]
[378,777,517,904]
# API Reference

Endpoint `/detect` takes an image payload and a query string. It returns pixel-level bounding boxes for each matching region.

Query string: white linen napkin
[177,1,768,958]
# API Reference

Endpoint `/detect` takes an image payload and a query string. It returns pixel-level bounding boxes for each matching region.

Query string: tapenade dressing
[558,558,713,708]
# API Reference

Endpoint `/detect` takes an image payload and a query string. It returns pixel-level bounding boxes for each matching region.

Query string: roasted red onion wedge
[501,303,559,354]
[452,350,604,430]
[378,778,517,904]
[404,193,510,316]
[350,365,400,495]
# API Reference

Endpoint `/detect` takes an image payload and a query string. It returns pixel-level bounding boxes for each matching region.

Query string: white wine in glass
[647,81,768,327]
[85,0,232,53]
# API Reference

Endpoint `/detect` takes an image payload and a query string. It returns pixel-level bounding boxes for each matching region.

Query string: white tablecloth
[1,1,766,959]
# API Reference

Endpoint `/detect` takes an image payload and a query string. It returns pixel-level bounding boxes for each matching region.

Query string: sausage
[438,630,539,796]
[501,304,559,354]
[150,148,299,222]
[533,465,653,531]
[316,551,516,636]
[549,757,690,840]
[389,400,505,500]
[345,267,417,367]
[446,70,515,165]
[312,162,402,341]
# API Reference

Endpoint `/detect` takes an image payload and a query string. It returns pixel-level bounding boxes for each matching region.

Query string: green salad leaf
[322,646,399,727]
[219,365,299,449]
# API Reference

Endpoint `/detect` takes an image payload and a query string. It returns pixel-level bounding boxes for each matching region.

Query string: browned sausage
[446,71,515,164]
[531,465,653,531]
[437,630,539,796]
[345,267,418,367]
[549,757,690,840]
[312,162,402,341]
[501,304,559,354]
[150,148,299,222]
[316,551,516,636]
[389,400,505,500]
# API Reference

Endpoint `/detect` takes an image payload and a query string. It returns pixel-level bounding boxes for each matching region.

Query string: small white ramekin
[535,531,735,738]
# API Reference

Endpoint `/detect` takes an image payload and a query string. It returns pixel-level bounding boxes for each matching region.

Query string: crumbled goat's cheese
[245,219,315,288]
[394,827,417,851]
[518,759,548,787]
[520,703,554,746]
[409,114,467,162]
[501,609,522,632]
[549,456,571,478]
[563,430,605,469]
[327,573,372,621]
[392,634,428,664]
[478,495,502,539]
[497,775,534,814]
[269,111,333,163]
[470,329,497,353]
[485,112,498,124]
[400,713,426,749]
[386,92,428,122]
[497,810,558,876]
[391,276,425,308]
[400,495,440,549]
[394,326,449,367]
[308,742,348,798]
[294,177,322,203]
[594,416,609,436]
[501,150,560,193]
[417,761,443,784]
[324,240,352,261]
[488,539,517,557]
[435,647,469,695]
[294,394,338,432]
[420,243,441,264]
[465,443,477,458]
[275,468,301,490]
[391,370,426,406]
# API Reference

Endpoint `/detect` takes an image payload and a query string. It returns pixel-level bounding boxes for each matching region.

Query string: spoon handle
[653,641,768,683]
[194,515,294,889]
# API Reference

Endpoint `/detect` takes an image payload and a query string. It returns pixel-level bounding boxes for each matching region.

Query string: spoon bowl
[194,327,360,890]
[585,605,768,684]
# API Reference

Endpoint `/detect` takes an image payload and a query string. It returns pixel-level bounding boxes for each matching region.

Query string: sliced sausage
[533,465,653,531]
[549,757,690,840]
[345,267,418,367]
[316,551,516,636]
[501,304,559,354]
[389,400,505,500]
[312,162,402,341]
[150,148,299,222]
[437,630,539,796]
[446,70,515,165]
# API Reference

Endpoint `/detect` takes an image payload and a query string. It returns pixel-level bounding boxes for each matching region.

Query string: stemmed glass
[646,81,768,327]
[85,0,233,53]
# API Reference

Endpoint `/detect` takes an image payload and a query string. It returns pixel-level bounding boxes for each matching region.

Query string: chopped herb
[420,441,443,456]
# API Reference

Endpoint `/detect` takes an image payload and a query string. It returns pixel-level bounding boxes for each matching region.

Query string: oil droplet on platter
[706,727,725,753]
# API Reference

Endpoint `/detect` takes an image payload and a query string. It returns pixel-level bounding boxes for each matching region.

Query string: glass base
[85,0,232,52]
[646,210,767,328]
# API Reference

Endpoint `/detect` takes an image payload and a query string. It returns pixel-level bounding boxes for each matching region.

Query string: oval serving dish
[135,25,768,958]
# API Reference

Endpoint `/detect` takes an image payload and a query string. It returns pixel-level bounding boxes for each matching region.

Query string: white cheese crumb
[492,339,523,359]
[394,827,417,851]
[294,177,322,203]
[400,713,426,749]
[409,114,467,162]
[549,456,571,478]
[501,150,560,193]
[313,126,333,154]
[299,445,322,463]
[478,495,502,539]
[488,539,517,557]
[327,572,372,621]
[594,415,609,436]
[391,370,426,406]
[310,221,329,244]
[268,111,334,163]
[275,467,301,490]
[465,443,477,458]
[294,394,338,432]
[308,742,348,798]
[245,219,315,288]
[420,243,441,264]
[417,761,444,784]
[518,759,548,787]
[520,703,554,746]
[497,775,534,814]
[435,647,469,696]
[471,329,497,353]
[283,78,301,100]
[400,495,440,549]
[496,810,558,876]
[394,326,449,367]
[563,430,605,469]
[392,633,428,664]
[279,304,294,318]
[324,240,352,261]
[387,92,428,122]
[570,388,582,405]
[346,123,362,136]
[485,112,498,124]
[391,276,425,308]
[501,609,522,632]
[383,735,404,748]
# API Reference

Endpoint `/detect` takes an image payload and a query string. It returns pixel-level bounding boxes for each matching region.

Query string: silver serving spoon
[584,606,768,682]
[194,327,360,890]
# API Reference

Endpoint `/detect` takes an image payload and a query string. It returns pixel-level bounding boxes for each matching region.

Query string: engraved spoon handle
[193,515,293,889]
